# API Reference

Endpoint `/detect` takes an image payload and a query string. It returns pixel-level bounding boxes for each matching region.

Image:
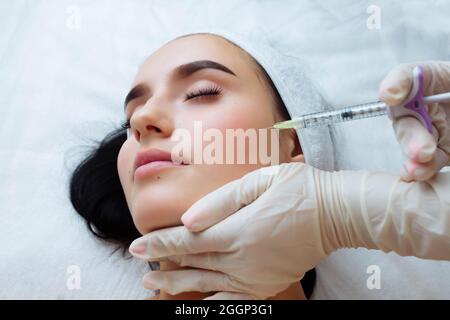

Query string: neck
[157,261,305,300]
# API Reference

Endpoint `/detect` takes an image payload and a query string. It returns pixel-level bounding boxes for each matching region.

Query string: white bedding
[0,0,449,299]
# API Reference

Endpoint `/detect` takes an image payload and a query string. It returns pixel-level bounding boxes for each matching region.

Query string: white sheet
[0,0,449,299]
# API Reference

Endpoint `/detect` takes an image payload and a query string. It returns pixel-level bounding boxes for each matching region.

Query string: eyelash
[121,119,131,129]
[121,85,223,131]
[184,85,223,101]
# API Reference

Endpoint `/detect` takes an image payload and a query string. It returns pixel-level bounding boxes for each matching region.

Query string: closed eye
[184,85,222,101]
[121,118,131,129]
[121,85,224,133]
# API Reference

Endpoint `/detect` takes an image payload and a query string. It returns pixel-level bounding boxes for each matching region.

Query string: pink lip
[134,160,183,180]
[134,148,187,180]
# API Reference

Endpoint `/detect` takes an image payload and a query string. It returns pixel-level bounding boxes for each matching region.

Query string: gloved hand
[129,162,450,299]
[379,61,450,182]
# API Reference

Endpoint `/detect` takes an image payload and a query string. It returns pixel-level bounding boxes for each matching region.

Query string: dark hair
[69,128,140,256]
[68,61,313,298]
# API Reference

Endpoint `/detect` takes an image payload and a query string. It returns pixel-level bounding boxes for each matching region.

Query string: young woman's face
[117,34,303,235]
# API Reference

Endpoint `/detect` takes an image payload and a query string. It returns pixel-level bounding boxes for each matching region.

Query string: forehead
[133,34,255,85]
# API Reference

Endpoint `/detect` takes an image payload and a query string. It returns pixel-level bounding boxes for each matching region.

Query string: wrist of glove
[316,169,391,253]
[318,168,450,259]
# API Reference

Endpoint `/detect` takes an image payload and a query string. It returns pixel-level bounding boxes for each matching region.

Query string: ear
[285,128,304,163]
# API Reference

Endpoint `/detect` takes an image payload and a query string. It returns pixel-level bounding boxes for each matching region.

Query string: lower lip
[134,161,184,180]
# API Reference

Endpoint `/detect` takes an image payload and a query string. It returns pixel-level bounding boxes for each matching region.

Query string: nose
[130,99,173,142]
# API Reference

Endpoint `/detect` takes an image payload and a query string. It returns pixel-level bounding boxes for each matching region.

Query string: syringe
[272,92,450,130]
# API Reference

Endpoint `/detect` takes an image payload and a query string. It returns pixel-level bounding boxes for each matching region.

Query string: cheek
[206,99,279,166]
[179,90,274,131]
[175,95,280,169]
[170,96,278,192]
[211,96,274,129]
[117,140,135,195]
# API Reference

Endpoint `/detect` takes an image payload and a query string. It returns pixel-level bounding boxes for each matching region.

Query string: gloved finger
[379,61,450,107]
[420,61,450,95]
[392,116,438,163]
[379,63,414,107]
[142,269,233,295]
[129,225,228,261]
[181,166,275,232]
[203,292,260,300]
[400,147,450,182]
[167,252,221,271]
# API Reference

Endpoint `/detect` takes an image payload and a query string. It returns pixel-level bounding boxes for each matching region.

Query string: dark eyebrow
[173,60,236,80]
[124,84,150,111]
[124,60,236,111]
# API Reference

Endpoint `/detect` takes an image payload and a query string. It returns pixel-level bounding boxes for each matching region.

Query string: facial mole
[157,176,161,180]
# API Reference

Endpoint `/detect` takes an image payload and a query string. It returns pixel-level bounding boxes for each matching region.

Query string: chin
[127,166,230,234]
[130,184,194,234]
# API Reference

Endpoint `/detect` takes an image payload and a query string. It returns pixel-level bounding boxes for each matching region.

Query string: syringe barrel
[297,101,388,129]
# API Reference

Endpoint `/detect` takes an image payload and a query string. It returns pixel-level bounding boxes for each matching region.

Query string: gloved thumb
[378,63,414,106]
[181,166,274,232]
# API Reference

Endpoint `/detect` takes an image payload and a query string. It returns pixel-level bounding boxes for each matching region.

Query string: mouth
[134,148,188,180]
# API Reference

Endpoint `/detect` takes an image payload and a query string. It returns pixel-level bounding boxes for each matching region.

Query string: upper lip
[134,148,185,172]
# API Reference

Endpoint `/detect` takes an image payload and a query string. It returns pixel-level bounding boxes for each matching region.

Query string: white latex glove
[379,61,450,182]
[129,162,450,299]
